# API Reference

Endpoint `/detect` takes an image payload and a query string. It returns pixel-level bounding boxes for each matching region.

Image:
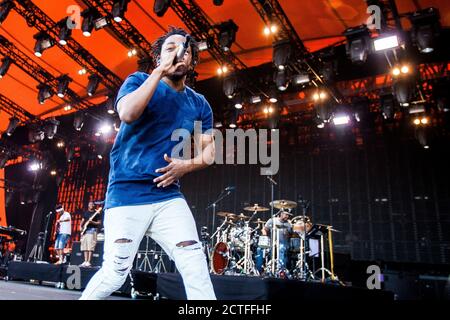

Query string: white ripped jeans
[79,197,216,300]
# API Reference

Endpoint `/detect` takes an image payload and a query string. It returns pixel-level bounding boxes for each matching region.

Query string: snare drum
[211,242,229,275]
[257,235,271,249]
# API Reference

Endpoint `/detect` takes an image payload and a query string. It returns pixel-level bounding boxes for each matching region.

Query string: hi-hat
[243,204,270,212]
[270,200,297,210]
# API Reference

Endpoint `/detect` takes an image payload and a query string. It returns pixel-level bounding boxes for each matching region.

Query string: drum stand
[235,213,259,276]
[137,236,154,272]
[314,226,344,284]
[294,234,315,281]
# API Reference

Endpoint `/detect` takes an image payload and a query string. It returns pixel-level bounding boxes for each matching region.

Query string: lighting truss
[13,0,122,91]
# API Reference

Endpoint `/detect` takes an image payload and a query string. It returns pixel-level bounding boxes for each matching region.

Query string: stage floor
[0,281,130,300]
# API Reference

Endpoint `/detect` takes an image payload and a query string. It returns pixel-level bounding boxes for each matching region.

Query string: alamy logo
[366,265,382,290]
[66,5,82,30]
[367,5,382,30]
[66,265,81,290]
[171,121,279,176]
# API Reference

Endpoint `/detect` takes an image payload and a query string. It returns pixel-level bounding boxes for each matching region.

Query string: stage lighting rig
[0,56,12,78]
[0,0,14,25]
[112,0,130,22]
[272,39,291,71]
[409,7,441,54]
[33,32,55,57]
[87,74,100,96]
[6,116,20,136]
[217,20,239,52]
[154,0,171,17]
[56,75,72,98]
[343,25,371,64]
[37,84,54,105]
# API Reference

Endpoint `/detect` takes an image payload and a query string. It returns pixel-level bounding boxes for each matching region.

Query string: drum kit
[206,199,341,282]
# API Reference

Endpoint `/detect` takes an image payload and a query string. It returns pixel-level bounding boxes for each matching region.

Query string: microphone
[267,176,277,185]
[224,186,235,192]
[174,35,191,64]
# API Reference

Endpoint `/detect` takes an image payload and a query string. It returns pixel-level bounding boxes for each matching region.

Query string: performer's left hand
[154,154,188,188]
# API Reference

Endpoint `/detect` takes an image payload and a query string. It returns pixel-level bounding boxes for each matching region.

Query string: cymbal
[243,204,270,212]
[235,213,250,220]
[217,211,236,218]
[270,200,297,210]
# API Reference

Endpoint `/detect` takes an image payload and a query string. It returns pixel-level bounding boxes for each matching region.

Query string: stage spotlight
[57,141,65,148]
[415,127,428,148]
[233,94,243,109]
[106,97,115,114]
[37,84,54,104]
[28,128,45,143]
[217,20,239,51]
[315,103,332,123]
[273,39,291,71]
[228,111,237,128]
[217,65,229,75]
[0,0,14,25]
[268,88,278,103]
[73,112,84,131]
[393,79,415,107]
[0,56,12,79]
[112,0,130,22]
[94,17,109,30]
[293,73,310,85]
[250,95,261,104]
[401,65,410,74]
[56,75,71,98]
[413,118,421,125]
[275,70,289,91]
[98,123,112,135]
[67,145,75,162]
[343,25,371,63]
[81,10,96,37]
[198,40,209,52]
[223,74,238,99]
[50,170,57,176]
[373,34,399,51]
[333,114,351,126]
[78,68,87,75]
[408,104,425,114]
[87,74,100,96]
[29,161,42,172]
[127,48,138,57]
[58,18,72,45]
[34,32,55,57]
[421,117,429,125]
[6,116,19,136]
[154,0,171,17]
[213,0,224,5]
[0,152,9,169]
[392,64,411,77]
[409,7,441,54]
[312,90,327,102]
[64,105,72,112]
[380,93,396,120]
[44,118,60,140]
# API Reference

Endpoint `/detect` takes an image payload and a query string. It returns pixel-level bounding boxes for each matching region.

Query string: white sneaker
[79,262,87,267]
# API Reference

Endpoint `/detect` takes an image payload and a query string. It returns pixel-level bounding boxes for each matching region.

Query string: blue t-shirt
[105,72,213,209]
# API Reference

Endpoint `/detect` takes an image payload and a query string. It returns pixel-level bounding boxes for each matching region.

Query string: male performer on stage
[79,201,102,267]
[80,27,216,300]
[54,204,71,265]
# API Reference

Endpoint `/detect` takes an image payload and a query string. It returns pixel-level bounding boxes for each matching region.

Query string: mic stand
[206,189,232,242]
[266,175,277,276]
[42,211,53,262]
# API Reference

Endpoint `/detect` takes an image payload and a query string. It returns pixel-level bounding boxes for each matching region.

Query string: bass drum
[211,242,229,275]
